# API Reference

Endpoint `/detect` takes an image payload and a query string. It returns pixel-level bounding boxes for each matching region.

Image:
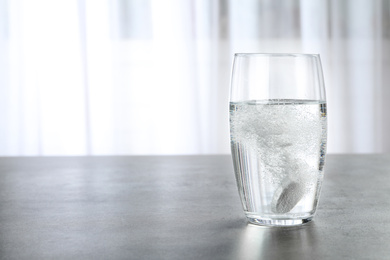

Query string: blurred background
[0,0,389,156]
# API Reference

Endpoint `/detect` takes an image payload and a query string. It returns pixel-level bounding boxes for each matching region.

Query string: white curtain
[1,0,389,155]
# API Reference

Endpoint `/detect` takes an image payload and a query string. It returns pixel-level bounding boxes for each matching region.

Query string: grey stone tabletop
[0,154,389,259]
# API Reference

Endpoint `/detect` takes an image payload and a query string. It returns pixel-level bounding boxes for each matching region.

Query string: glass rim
[234,53,320,58]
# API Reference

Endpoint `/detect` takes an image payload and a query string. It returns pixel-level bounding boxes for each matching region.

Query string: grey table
[0,154,389,259]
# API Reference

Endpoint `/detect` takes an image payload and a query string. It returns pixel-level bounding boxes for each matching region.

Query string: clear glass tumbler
[229,53,327,226]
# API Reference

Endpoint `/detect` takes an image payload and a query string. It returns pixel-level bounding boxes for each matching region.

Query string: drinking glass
[229,53,327,226]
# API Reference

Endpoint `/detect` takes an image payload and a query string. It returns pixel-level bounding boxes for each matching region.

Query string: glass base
[246,216,313,227]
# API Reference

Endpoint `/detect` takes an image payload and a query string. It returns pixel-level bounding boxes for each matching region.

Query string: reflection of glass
[230,53,327,226]
[235,223,318,259]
